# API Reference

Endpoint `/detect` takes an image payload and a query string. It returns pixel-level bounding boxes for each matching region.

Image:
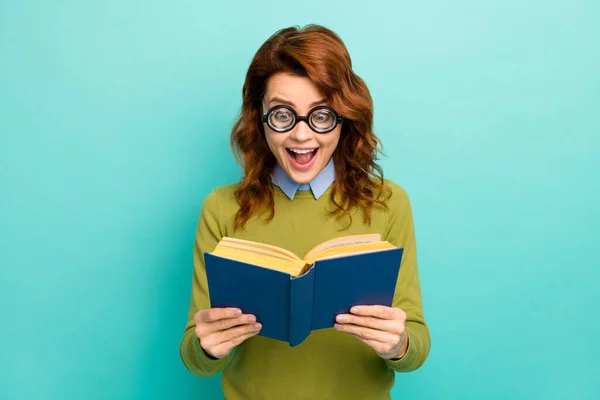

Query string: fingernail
[334,323,342,329]
[351,307,359,314]
[336,315,345,322]
[233,309,242,317]
[253,323,262,330]
[247,315,256,322]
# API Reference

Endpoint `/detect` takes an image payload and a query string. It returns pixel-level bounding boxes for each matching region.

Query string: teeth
[289,148,316,154]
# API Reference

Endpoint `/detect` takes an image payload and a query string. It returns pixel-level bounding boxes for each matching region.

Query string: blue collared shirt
[271,157,335,200]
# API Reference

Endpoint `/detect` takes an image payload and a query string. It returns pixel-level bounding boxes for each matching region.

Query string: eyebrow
[268,96,328,108]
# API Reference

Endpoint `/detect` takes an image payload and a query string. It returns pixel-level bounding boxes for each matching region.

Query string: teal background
[1,0,599,399]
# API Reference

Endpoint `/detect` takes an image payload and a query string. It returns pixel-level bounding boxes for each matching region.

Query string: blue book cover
[204,237,403,347]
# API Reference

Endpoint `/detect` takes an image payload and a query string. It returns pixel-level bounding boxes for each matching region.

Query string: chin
[286,168,317,184]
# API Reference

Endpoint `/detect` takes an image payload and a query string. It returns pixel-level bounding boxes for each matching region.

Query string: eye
[310,110,334,127]
[274,110,291,121]
[268,107,295,129]
[314,112,331,122]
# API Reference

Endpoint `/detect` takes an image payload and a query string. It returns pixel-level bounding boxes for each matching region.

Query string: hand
[194,308,262,359]
[334,305,408,360]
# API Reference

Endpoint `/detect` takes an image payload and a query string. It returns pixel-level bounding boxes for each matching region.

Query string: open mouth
[286,148,318,169]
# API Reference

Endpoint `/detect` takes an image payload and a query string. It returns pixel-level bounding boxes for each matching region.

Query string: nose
[289,119,313,142]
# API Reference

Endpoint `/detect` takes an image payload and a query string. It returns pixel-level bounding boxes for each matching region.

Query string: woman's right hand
[194,308,262,359]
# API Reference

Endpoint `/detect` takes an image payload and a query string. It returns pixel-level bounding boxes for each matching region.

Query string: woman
[180,25,430,399]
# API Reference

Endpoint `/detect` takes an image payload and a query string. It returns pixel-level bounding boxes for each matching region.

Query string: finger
[209,329,262,358]
[336,314,402,333]
[212,314,257,332]
[350,305,405,321]
[197,314,257,337]
[197,308,243,323]
[204,322,262,349]
[334,323,397,343]
[346,333,390,355]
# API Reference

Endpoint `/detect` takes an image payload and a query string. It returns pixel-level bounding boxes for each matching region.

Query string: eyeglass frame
[261,104,344,134]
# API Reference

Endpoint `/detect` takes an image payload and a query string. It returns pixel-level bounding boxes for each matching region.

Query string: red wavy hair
[230,25,391,230]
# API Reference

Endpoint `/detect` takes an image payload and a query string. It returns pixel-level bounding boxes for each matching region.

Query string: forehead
[264,72,324,107]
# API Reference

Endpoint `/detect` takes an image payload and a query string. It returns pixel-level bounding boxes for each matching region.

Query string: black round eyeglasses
[261,105,343,134]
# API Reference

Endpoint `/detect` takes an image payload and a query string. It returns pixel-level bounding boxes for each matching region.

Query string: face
[262,72,341,184]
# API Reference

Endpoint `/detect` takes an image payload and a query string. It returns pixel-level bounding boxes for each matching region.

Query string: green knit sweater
[180,180,430,399]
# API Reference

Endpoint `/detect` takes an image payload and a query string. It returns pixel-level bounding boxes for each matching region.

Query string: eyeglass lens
[268,107,337,132]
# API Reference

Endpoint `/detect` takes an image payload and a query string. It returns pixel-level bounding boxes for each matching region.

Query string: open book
[204,233,403,346]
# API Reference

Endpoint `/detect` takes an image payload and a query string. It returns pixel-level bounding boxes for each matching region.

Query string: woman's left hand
[334,305,408,360]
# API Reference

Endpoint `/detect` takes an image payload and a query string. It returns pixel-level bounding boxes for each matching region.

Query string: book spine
[288,267,316,347]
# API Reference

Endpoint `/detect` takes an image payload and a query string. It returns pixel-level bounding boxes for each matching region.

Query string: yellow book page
[211,245,303,275]
[217,242,293,263]
[305,241,395,265]
[304,233,382,260]
[220,237,301,262]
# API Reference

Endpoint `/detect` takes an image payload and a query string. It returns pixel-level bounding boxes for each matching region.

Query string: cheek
[264,129,284,154]
[320,130,341,152]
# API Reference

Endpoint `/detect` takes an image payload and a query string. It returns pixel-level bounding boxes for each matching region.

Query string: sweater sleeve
[179,189,230,377]
[383,183,431,372]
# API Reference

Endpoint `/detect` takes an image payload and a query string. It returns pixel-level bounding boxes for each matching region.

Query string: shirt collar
[271,157,335,200]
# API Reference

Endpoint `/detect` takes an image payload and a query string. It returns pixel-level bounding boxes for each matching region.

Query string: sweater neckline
[272,183,334,199]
